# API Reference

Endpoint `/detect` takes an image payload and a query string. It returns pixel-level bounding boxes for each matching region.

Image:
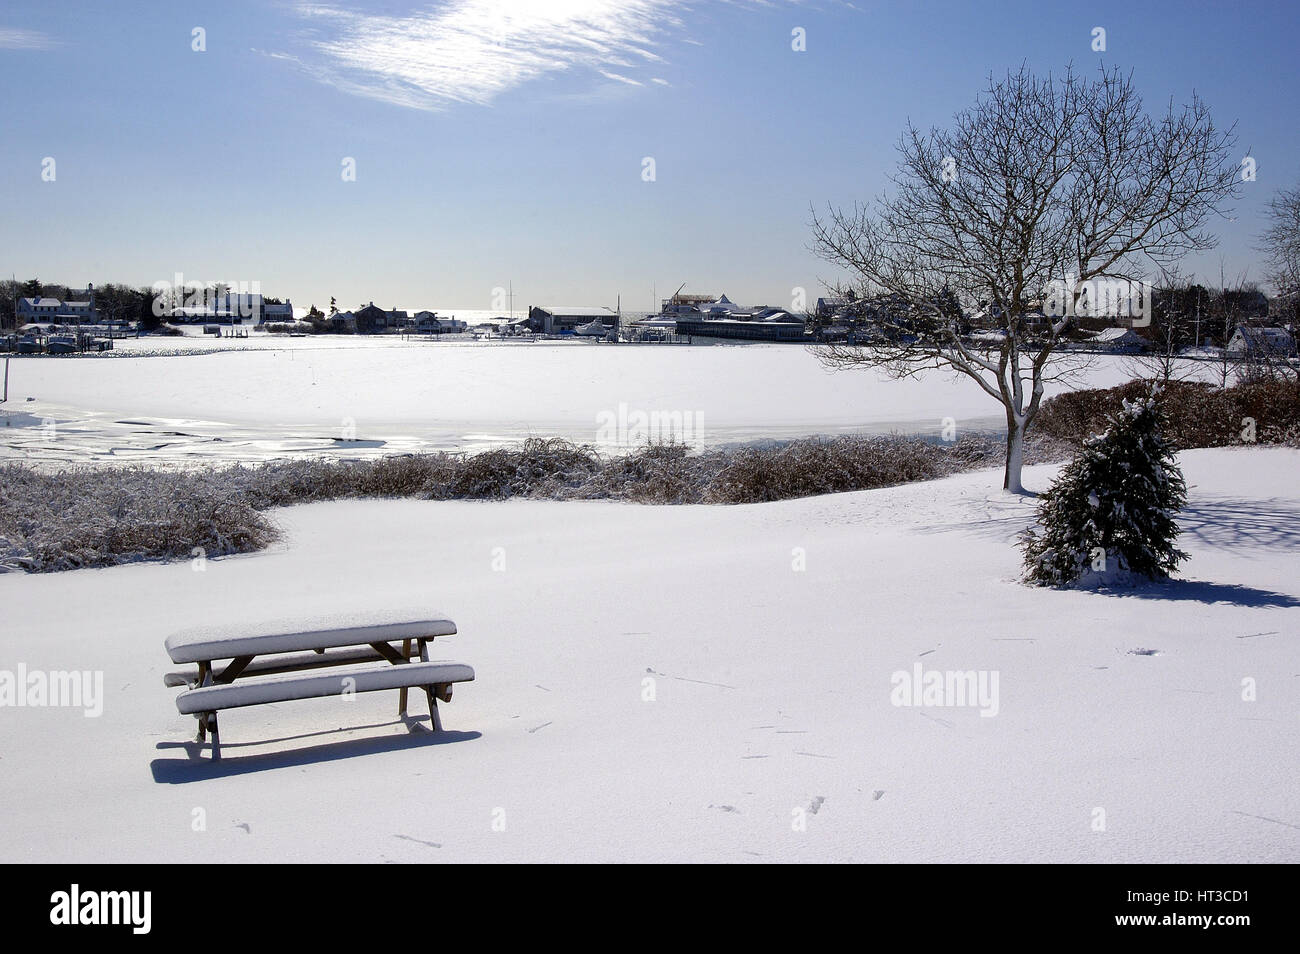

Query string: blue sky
[1,0,1297,313]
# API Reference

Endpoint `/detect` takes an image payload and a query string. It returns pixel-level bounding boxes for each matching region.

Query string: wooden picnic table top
[165,611,457,664]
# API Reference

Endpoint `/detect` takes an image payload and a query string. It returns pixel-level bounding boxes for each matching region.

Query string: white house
[170,290,264,324]
[17,297,63,322]
[1227,325,1296,358]
[17,296,99,324]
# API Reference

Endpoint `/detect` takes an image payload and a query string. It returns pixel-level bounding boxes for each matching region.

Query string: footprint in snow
[394,834,442,848]
[1128,648,1160,656]
[872,790,885,801]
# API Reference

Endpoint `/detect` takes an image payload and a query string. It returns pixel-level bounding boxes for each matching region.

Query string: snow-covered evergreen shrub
[1021,392,1188,587]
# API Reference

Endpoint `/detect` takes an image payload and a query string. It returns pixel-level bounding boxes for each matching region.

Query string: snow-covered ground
[2,447,1296,863]
[1,341,1205,466]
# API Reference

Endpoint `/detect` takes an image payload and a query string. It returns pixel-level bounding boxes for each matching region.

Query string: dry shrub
[1033,378,1300,448]
[704,435,941,504]
[1,432,1049,573]
[1233,379,1300,441]
[0,465,279,573]
[446,438,600,499]
[585,442,719,503]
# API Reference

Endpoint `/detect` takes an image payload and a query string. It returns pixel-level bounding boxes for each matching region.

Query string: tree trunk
[1003,418,1026,493]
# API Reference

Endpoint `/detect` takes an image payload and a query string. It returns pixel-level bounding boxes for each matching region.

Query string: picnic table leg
[398,639,412,716]
[425,686,443,731]
[194,662,212,742]
[208,713,221,761]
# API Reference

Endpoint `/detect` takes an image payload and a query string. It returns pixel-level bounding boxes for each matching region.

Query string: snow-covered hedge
[0,465,279,573]
[2,432,1065,573]
[1033,378,1300,448]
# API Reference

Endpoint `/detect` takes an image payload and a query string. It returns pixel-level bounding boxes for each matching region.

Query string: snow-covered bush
[579,441,717,503]
[445,438,601,499]
[0,465,279,573]
[1034,377,1300,448]
[704,434,942,503]
[1,431,1068,573]
[1021,392,1188,587]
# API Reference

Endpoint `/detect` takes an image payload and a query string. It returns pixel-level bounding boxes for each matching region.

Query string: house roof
[1235,325,1293,340]
[533,305,618,317]
[20,297,62,307]
[1092,327,1143,342]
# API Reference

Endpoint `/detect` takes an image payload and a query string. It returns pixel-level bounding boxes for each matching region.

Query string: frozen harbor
[1,339,1177,467]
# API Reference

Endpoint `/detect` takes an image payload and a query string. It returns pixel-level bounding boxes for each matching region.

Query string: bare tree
[1125,266,1206,383]
[810,65,1239,492]
[1259,181,1300,324]
[1206,263,1256,388]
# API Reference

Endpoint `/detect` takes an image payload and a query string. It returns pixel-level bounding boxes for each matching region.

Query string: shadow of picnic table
[150,717,480,783]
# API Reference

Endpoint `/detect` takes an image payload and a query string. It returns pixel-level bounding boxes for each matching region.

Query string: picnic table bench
[163,611,474,760]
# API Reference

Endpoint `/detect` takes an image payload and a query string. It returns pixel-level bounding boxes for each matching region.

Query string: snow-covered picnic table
[163,610,474,759]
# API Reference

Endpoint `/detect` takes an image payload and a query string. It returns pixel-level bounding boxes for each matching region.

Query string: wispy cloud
[282,0,715,111]
[0,27,57,50]
[599,70,643,86]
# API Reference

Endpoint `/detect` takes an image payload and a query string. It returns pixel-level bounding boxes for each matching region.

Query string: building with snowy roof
[527,305,620,334]
[1227,325,1296,358]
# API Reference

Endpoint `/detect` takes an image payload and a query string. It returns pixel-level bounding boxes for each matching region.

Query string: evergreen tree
[1022,390,1188,587]
[138,287,162,331]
